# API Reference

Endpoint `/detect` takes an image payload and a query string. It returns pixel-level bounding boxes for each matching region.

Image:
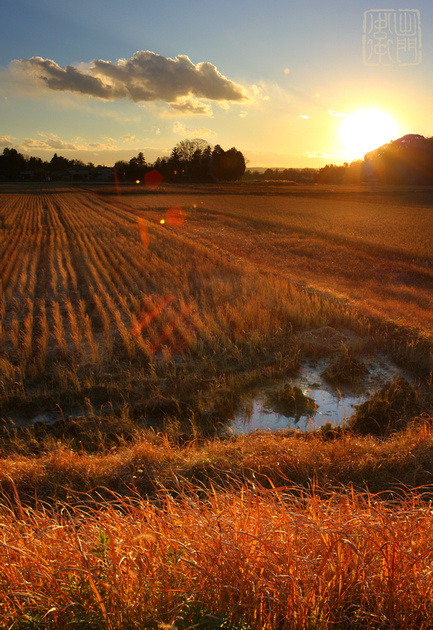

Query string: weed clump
[265,383,317,418]
[349,377,421,435]
[322,348,369,385]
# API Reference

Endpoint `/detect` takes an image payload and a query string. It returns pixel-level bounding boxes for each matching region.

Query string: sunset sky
[0,0,431,168]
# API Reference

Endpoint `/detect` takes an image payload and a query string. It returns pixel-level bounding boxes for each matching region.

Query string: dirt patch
[298,327,360,354]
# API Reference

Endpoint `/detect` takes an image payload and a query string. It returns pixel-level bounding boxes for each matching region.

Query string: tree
[0,148,27,181]
[128,152,148,181]
[50,153,71,172]
[174,139,211,164]
[167,139,213,181]
[114,160,129,181]
[212,146,246,181]
[364,134,433,184]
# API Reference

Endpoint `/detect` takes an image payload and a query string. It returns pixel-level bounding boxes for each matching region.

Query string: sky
[0,0,431,168]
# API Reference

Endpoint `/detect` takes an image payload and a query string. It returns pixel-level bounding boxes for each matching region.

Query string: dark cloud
[15,57,120,99]
[14,51,248,108]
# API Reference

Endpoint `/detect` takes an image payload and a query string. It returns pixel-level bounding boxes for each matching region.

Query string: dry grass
[2,472,433,629]
[120,185,433,339]
[1,184,433,628]
[0,188,387,437]
[1,419,433,503]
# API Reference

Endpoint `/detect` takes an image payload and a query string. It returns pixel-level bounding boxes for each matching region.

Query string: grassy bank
[2,431,433,629]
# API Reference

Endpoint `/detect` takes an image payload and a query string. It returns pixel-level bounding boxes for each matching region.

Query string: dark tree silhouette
[212,145,246,181]
[128,152,147,181]
[364,135,433,184]
[0,148,27,181]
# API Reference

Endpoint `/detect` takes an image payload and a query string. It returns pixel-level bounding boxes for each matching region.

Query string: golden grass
[1,184,433,628]
[1,420,433,503]
[2,471,433,629]
[1,188,387,436]
[120,186,433,337]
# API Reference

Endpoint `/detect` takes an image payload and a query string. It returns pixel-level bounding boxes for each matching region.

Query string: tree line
[0,148,103,182]
[316,134,433,184]
[2,133,432,184]
[114,139,246,183]
[0,139,246,183]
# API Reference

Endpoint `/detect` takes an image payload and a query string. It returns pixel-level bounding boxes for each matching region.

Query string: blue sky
[1,0,431,167]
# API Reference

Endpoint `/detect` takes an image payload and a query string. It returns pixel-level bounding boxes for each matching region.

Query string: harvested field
[108,183,433,334]
[0,183,432,443]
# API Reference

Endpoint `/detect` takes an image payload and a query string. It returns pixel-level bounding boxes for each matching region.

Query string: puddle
[230,355,407,434]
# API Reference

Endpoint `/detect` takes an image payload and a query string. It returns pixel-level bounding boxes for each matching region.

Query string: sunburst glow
[339,108,399,160]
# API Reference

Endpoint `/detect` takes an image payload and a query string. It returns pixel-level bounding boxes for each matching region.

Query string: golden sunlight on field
[116,185,433,336]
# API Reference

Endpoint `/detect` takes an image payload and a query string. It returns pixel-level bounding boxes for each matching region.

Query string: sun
[339,108,399,161]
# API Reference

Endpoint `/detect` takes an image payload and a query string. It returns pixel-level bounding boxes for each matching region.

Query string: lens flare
[137,217,148,248]
[132,296,197,357]
[145,169,163,189]
[135,179,140,184]
[114,170,121,197]
[166,206,185,226]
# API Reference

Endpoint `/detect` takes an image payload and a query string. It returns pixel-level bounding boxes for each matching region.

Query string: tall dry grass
[1,477,433,629]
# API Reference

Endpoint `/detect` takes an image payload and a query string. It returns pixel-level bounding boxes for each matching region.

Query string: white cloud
[13,51,248,112]
[299,114,309,119]
[305,151,334,159]
[328,110,347,117]
[172,122,215,138]
[251,84,269,103]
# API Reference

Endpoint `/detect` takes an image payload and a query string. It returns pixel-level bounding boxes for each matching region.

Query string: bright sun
[339,108,399,161]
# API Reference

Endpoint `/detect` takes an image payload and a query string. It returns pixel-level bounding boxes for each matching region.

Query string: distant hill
[364,133,433,184]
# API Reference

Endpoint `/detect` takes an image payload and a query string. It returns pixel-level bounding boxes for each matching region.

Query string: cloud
[172,122,215,138]
[120,134,137,143]
[89,142,118,151]
[240,111,248,118]
[305,151,334,159]
[0,136,14,147]
[22,133,86,151]
[299,114,309,119]
[168,95,213,116]
[13,51,248,112]
[328,110,347,117]
[251,84,269,102]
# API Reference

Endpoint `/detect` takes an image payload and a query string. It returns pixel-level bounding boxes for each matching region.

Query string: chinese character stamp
[363,9,421,65]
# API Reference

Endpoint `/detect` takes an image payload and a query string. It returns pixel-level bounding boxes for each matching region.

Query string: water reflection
[231,384,362,434]
[230,356,405,434]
